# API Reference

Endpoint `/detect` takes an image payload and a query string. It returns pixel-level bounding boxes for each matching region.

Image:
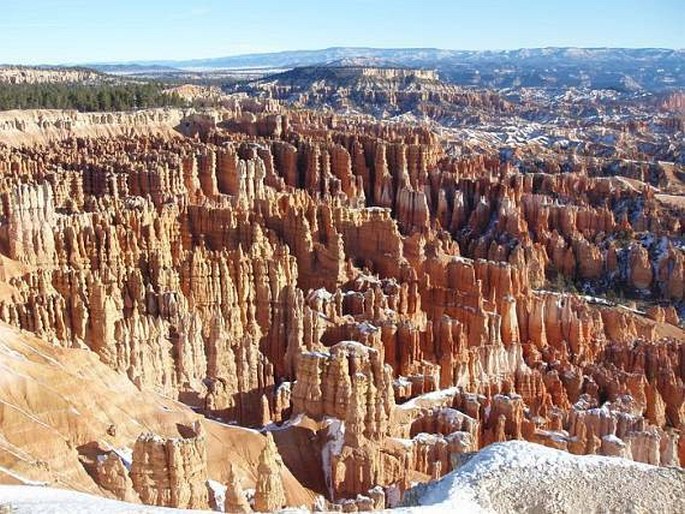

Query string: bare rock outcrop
[254,433,287,513]
[0,97,683,510]
[130,422,209,509]
[225,463,252,513]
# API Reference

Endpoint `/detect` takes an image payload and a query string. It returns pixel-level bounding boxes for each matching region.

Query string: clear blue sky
[3,0,683,64]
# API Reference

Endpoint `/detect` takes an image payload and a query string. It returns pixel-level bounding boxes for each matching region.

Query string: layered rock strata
[0,101,683,509]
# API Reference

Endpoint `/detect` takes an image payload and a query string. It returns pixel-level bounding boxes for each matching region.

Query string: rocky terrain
[0,59,683,512]
[236,65,511,122]
[0,66,107,85]
[0,108,186,146]
[238,65,685,166]
[2,440,683,513]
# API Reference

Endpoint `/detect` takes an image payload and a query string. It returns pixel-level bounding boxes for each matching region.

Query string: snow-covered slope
[400,440,685,514]
[1,441,683,513]
[0,485,212,513]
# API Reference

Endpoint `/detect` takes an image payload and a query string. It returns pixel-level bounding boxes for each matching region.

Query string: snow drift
[400,440,685,514]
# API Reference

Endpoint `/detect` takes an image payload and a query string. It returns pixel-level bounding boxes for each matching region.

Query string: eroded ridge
[0,100,683,510]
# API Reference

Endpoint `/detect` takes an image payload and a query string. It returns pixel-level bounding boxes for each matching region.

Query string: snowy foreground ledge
[0,441,683,514]
[397,440,685,514]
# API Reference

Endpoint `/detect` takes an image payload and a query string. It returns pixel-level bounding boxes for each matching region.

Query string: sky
[2,0,684,65]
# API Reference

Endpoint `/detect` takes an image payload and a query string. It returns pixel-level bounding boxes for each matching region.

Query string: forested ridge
[0,82,186,111]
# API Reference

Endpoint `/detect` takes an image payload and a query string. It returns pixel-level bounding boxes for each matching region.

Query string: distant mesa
[260,64,440,84]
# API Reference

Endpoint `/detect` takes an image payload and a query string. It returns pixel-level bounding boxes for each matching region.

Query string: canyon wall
[0,103,682,509]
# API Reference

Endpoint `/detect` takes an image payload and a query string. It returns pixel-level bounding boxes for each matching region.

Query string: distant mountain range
[88,47,685,91]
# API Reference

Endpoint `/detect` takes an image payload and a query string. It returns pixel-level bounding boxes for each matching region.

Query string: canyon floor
[0,62,683,512]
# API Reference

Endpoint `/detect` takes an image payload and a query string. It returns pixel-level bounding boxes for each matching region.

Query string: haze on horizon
[2,0,684,65]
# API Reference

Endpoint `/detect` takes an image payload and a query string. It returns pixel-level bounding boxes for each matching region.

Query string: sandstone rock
[94,451,138,502]
[0,100,683,510]
[130,422,209,509]
[225,463,252,513]
[254,433,286,512]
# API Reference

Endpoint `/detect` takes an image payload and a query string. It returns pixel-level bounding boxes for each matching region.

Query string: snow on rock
[321,417,345,499]
[206,479,227,512]
[310,288,333,302]
[0,341,27,361]
[396,387,460,411]
[263,412,305,432]
[398,440,685,514]
[357,321,379,334]
[112,447,132,471]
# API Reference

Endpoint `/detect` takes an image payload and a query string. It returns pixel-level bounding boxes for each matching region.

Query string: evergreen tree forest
[0,82,187,111]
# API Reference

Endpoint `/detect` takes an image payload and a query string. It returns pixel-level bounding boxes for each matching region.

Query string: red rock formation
[225,463,252,513]
[94,452,138,503]
[254,433,287,512]
[130,422,209,509]
[0,99,683,509]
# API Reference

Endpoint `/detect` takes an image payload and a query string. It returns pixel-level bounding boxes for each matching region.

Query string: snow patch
[397,440,679,513]
[321,417,345,499]
[397,387,460,411]
[207,479,226,512]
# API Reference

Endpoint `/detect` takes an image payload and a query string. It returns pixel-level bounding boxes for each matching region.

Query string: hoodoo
[0,17,684,513]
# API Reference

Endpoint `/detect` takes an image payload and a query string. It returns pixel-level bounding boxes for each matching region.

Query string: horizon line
[2,45,682,68]
[86,45,685,66]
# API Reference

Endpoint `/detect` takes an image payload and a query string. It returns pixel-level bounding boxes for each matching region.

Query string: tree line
[0,82,187,111]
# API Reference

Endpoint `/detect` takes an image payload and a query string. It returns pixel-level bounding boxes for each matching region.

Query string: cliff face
[0,108,187,147]
[0,100,683,510]
[0,321,316,509]
[238,66,512,122]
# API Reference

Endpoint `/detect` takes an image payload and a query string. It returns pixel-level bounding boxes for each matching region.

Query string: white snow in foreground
[0,441,682,513]
[394,440,684,514]
[0,486,215,513]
